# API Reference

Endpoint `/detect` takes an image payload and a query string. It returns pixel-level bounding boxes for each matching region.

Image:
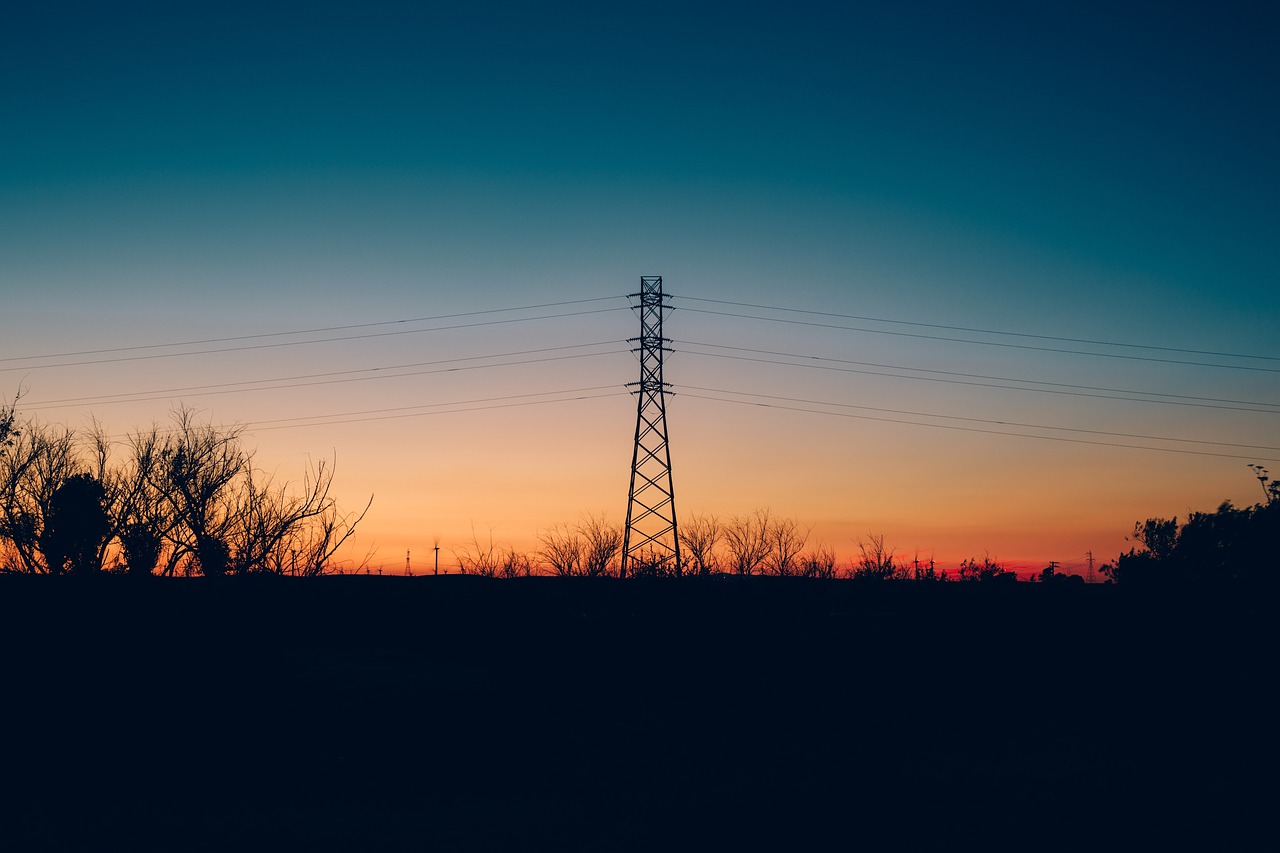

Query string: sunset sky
[3,1,1277,575]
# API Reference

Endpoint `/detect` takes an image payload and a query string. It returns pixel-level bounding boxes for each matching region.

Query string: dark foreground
[1,576,1271,850]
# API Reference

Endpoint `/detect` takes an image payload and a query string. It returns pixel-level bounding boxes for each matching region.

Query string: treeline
[1101,466,1279,586]
[0,399,370,576]
[361,473,1280,584]
[458,509,1018,581]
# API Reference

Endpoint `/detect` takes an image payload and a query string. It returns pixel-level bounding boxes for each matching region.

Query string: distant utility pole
[1086,550,1096,584]
[622,276,681,577]
[406,550,412,577]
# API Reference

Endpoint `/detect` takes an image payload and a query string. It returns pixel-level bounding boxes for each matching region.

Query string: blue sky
[3,1,1278,570]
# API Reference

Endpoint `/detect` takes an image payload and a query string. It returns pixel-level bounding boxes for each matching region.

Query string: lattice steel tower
[622,276,680,577]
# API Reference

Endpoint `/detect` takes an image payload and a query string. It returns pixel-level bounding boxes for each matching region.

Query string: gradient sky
[3,1,1278,574]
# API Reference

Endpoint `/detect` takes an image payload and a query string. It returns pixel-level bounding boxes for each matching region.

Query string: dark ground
[1,575,1271,850]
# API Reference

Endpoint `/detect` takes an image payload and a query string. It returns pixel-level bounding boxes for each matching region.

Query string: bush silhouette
[39,474,110,575]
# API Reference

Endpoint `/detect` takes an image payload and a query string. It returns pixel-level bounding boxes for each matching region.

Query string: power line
[677,306,1280,374]
[677,345,1280,415]
[679,389,1280,463]
[1,307,630,373]
[0,296,626,364]
[679,384,1280,452]
[247,388,628,432]
[676,340,1280,414]
[23,342,629,411]
[676,295,1280,364]
[101,385,629,439]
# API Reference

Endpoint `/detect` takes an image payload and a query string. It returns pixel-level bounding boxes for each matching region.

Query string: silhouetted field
[1,576,1269,850]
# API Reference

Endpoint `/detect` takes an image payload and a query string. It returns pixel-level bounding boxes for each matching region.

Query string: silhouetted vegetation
[0,404,370,575]
[6,396,1274,588]
[1031,560,1084,585]
[1104,497,1278,586]
[39,473,111,575]
[536,513,622,577]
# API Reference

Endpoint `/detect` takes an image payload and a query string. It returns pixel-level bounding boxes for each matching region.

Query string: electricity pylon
[622,276,680,577]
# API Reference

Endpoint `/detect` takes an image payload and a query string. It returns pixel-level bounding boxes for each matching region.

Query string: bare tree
[0,417,80,573]
[579,513,621,577]
[800,544,839,579]
[113,426,172,574]
[722,509,773,576]
[850,533,902,580]
[537,522,582,576]
[235,456,371,576]
[154,409,248,576]
[0,405,370,576]
[454,526,529,577]
[763,517,808,576]
[497,550,533,578]
[535,514,623,577]
[679,512,721,576]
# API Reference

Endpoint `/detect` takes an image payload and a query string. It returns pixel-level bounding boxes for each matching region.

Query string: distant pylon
[622,276,681,577]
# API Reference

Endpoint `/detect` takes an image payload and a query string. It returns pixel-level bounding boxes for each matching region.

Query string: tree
[115,427,169,575]
[38,474,110,575]
[0,418,79,573]
[763,517,808,576]
[537,514,622,577]
[799,545,839,579]
[155,410,248,576]
[722,509,773,576]
[850,534,901,581]
[1,404,370,576]
[1109,495,1279,586]
[579,514,622,577]
[678,512,721,576]
[1131,518,1178,561]
[1034,561,1083,585]
[537,522,582,576]
[0,393,16,456]
[149,409,369,576]
[957,557,1014,583]
[1247,464,1280,505]
[233,456,370,576]
[455,528,532,577]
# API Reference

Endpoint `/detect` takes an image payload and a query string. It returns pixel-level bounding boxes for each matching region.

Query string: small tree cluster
[849,533,904,581]
[0,405,370,576]
[677,509,837,578]
[536,514,622,577]
[1104,496,1278,586]
[956,557,1016,583]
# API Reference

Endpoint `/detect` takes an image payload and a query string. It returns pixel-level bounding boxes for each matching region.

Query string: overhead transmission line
[676,341,1280,415]
[676,295,1280,364]
[23,342,630,412]
[103,385,629,438]
[676,302,1280,373]
[0,296,626,363]
[248,385,628,432]
[680,388,1280,463]
[679,384,1280,452]
[0,304,630,373]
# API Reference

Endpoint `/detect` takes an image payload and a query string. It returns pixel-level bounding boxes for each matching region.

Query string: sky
[3,0,1278,575]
